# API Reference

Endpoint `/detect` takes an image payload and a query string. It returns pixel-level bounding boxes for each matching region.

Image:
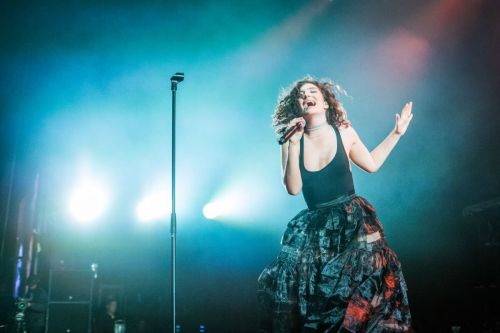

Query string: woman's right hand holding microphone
[287,117,305,145]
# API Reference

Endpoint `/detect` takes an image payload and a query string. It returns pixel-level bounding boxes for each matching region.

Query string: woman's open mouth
[304,100,316,107]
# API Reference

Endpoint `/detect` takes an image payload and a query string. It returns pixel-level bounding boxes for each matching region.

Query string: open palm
[395,101,413,136]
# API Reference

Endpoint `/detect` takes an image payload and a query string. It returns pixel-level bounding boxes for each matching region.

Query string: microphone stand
[170,72,184,333]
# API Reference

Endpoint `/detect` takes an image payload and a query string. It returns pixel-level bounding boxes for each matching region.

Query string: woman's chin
[304,108,326,116]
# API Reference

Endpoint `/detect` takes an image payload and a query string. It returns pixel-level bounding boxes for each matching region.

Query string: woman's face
[297,82,329,115]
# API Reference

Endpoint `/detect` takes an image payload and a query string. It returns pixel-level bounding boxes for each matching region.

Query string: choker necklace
[305,122,328,132]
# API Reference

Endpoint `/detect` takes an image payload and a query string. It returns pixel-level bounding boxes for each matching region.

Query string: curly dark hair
[272,76,350,135]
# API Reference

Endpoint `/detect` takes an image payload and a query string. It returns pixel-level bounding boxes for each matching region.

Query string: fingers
[287,117,305,144]
[402,101,413,115]
[288,117,305,127]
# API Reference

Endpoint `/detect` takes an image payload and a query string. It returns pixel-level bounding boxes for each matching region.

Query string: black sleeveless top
[299,125,355,209]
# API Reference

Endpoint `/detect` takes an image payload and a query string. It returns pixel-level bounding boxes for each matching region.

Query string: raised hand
[287,117,305,144]
[395,102,414,136]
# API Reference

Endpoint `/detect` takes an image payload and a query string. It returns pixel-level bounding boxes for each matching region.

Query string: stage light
[68,181,110,223]
[202,168,280,224]
[136,191,169,223]
[202,194,242,221]
[203,202,224,220]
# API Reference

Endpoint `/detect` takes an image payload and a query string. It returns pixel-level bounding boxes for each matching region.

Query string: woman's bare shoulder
[338,123,356,136]
[337,123,360,149]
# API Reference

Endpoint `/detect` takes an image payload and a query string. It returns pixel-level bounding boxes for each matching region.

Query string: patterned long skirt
[257,194,411,332]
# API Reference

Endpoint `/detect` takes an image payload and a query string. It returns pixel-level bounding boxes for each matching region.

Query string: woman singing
[258,76,413,332]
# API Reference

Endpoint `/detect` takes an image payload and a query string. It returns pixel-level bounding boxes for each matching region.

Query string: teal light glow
[2,1,499,330]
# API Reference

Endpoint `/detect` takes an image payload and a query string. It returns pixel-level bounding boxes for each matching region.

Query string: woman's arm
[281,141,302,195]
[280,117,305,195]
[348,102,413,173]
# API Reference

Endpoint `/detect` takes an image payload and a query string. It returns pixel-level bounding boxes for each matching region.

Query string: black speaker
[46,270,94,333]
[48,270,93,302]
[46,303,91,333]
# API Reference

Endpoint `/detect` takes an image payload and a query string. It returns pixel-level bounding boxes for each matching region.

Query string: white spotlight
[203,202,222,220]
[69,182,109,223]
[136,192,169,223]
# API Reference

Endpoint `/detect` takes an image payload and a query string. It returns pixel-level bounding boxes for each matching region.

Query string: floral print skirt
[257,194,411,332]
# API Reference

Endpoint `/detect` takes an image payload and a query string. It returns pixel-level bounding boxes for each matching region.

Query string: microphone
[278,120,306,145]
[170,72,184,91]
[170,72,184,83]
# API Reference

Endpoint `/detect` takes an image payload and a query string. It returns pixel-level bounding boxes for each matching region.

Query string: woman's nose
[300,92,309,99]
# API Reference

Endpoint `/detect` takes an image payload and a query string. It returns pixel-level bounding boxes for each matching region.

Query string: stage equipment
[462,196,500,330]
[170,72,184,333]
[45,269,94,333]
